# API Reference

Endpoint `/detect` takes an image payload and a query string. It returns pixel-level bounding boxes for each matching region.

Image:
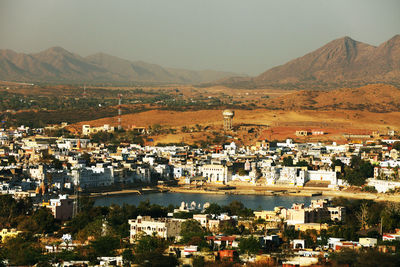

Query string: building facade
[128,216,183,242]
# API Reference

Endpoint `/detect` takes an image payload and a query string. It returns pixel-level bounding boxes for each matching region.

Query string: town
[1,114,400,266]
[2,0,400,266]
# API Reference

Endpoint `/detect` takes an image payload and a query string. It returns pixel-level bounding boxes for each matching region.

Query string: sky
[0,0,399,75]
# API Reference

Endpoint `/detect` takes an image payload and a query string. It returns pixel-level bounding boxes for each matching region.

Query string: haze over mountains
[0,47,240,84]
[0,35,399,88]
[217,35,400,89]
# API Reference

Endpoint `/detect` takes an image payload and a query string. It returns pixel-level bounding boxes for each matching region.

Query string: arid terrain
[71,98,400,145]
[2,79,400,146]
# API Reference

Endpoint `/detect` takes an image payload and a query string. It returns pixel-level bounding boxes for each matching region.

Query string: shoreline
[85,184,400,203]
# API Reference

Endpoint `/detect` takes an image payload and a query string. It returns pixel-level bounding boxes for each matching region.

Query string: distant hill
[212,35,400,89]
[0,47,240,84]
[266,83,400,112]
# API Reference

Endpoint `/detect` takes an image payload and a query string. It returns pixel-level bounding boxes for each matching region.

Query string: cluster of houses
[129,198,346,244]
[1,125,400,206]
[125,198,397,265]
[1,123,400,265]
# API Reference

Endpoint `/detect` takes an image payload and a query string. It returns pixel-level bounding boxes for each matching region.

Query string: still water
[94,192,320,210]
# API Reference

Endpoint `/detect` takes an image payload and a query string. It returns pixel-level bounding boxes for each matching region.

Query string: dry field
[10,82,397,145]
[71,108,400,144]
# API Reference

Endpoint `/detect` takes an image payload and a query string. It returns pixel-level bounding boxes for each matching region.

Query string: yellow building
[294,223,329,232]
[254,207,286,222]
[0,228,22,242]
[82,124,114,136]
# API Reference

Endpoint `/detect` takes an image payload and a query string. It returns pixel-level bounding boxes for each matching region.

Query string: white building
[367,178,400,193]
[277,139,296,149]
[134,166,151,183]
[128,216,184,242]
[359,237,377,248]
[29,165,46,181]
[82,124,114,136]
[262,166,306,186]
[262,167,337,187]
[307,170,337,185]
[201,164,231,184]
[72,166,114,189]
[193,214,211,228]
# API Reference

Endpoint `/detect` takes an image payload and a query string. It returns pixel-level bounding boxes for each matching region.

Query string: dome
[222,109,235,118]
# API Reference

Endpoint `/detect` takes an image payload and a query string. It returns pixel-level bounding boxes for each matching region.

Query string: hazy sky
[1,0,399,75]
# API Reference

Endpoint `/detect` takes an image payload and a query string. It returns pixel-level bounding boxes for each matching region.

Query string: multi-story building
[201,164,231,184]
[193,214,211,227]
[45,195,74,220]
[71,166,114,189]
[262,167,337,187]
[262,166,306,186]
[82,124,114,136]
[128,216,184,242]
[327,206,346,222]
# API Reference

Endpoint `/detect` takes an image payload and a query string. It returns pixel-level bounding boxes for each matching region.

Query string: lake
[94,192,321,210]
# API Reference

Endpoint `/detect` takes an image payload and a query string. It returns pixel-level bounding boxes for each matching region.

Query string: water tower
[222,109,234,131]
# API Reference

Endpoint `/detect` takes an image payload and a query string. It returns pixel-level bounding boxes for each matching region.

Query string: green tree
[204,203,222,215]
[392,141,400,151]
[329,249,400,267]
[219,219,239,235]
[282,226,299,241]
[0,195,31,228]
[296,160,310,169]
[180,219,206,245]
[7,155,16,164]
[122,249,135,267]
[238,236,261,255]
[283,156,294,166]
[81,152,91,165]
[135,234,168,254]
[90,235,120,257]
[192,256,205,267]
[133,234,177,267]
[381,203,400,232]
[3,233,42,266]
[225,200,253,217]
[331,157,345,171]
[237,168,247,176]
[343,156,373,186]
[329,248,358,266]
[32,208,58,234]
[52,158,63,169]
[76,218,103,242]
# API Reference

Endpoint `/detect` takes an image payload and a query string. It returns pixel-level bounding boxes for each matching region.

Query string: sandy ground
[74,109,400,130]
[71,108,400,144]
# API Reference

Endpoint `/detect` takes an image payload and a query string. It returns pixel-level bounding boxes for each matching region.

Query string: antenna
[118,94,122,130]
[83,84,87,98]
[73,172,80,218]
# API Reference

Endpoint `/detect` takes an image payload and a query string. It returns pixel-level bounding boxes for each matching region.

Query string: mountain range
[215,35,400,89]
[1,35,399,87]
[0,47,240,84]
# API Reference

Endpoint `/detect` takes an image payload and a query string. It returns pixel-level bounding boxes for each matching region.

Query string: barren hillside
[267,84,400,112]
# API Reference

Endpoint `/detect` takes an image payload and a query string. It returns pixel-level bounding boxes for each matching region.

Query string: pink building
[46,195,73,220]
